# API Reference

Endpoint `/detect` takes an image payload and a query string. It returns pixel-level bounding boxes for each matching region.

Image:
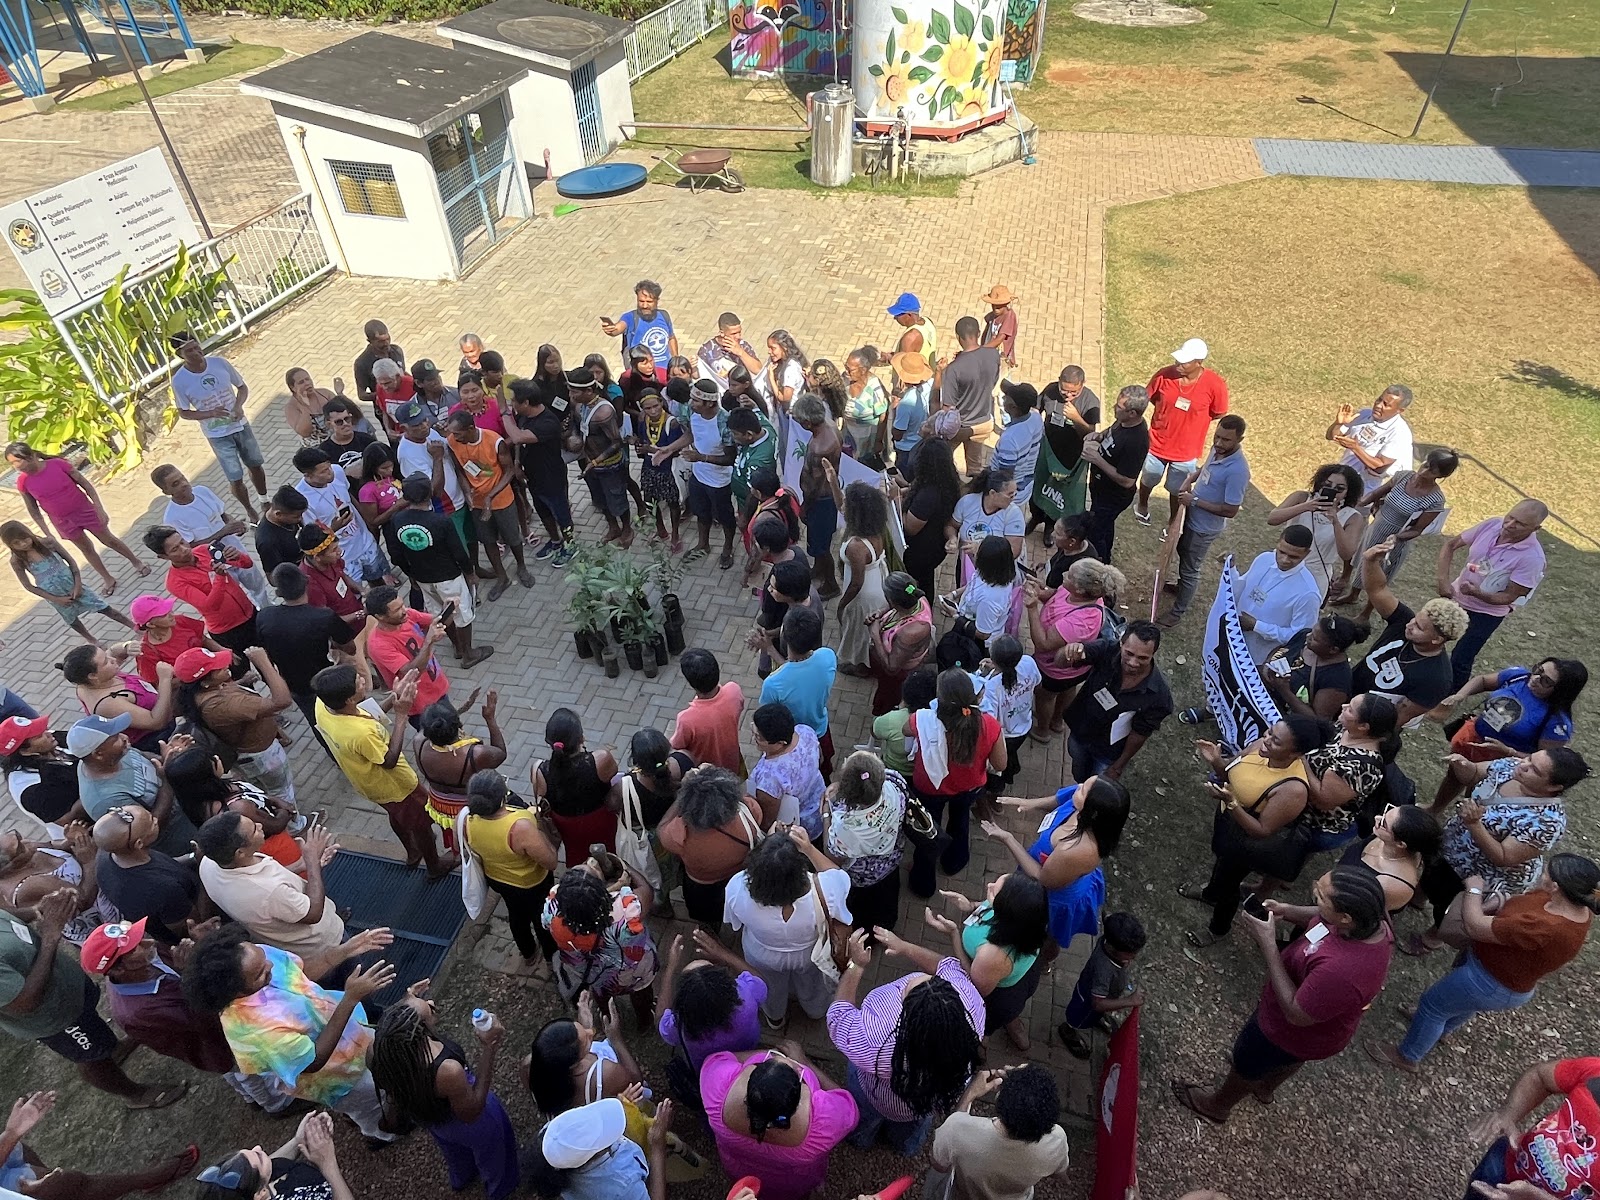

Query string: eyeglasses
[330,415,353,426]
[196,1167,245,1190]
[107,807,136,825]
[1535,671,1559,686]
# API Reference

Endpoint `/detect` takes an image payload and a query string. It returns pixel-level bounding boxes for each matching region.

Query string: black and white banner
[1201,555,1282,752]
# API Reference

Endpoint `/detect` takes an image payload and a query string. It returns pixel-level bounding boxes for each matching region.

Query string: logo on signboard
[38,269,68,299]
[8,219,40,252]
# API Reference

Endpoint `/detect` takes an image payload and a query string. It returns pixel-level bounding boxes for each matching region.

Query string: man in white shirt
[150,463,270,609]
[1325,384,1415,498]
[992,382,1046,507]
[168,332,268,519]
[290,447,391,584]
[1235,524,1322,665]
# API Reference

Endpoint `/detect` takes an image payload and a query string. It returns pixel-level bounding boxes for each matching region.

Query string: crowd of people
[0,285,1595,1200]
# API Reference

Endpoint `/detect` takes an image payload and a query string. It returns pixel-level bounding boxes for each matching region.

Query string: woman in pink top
[700,1045,858,1200]
[7,443,149,594]
[867,572,934,716]
[1024,558,1125,741]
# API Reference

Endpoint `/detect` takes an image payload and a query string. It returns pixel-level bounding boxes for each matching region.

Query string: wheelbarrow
[652,146,745,194]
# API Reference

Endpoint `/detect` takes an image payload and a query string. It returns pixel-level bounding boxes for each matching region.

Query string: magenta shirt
[1452,518,1546,617]
[449,397,507,437]
[17,458,97,534]
[1034,592,1106,681]
[700,1049,859,1200]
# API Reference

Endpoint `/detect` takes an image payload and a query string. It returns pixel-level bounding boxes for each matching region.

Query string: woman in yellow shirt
[465,769,558,969]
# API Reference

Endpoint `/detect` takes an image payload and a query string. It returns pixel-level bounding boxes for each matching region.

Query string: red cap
[80,917,148,974]
[0,714,49,756]
[173,647,233,684]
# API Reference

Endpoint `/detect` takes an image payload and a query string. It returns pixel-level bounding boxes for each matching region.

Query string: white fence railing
[54,192,334,405]
[625,0,723,81]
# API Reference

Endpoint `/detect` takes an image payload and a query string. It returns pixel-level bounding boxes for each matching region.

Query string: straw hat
[890,351,933,384]
[982,284,1015,305]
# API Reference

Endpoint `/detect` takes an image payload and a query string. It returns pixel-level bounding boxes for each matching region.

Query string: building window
[327,160,405,219]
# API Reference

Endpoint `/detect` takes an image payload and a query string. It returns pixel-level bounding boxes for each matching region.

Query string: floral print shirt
[1441,758,1568,893]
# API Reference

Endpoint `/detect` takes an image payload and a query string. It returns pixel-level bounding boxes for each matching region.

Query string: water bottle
[471,1008,495,1034]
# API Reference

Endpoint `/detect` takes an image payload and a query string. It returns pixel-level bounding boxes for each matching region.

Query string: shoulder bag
[455,809,490,920]
[615,775,663,890]
[808,869,852,984]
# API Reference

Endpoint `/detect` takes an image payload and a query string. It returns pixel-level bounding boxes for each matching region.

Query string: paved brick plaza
[0,23,1267,1107]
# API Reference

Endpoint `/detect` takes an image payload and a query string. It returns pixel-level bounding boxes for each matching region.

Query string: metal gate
[572,61,605,166]
[427,96,531,274]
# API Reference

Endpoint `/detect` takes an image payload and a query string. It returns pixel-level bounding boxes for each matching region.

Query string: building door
[571,61,605,166]
[428,96,528,273]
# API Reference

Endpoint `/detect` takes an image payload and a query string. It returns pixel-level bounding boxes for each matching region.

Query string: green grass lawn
[629,39,961,195]
[1020,0,1600,146]
[1097,173,1600,1200]
[59,42,283,112]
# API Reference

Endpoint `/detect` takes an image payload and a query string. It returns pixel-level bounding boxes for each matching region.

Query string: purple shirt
[1451,518,1545,617]
[827,956,985,1122]
[658,971,766,1064]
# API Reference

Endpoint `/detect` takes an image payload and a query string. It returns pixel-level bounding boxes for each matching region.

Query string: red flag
[1090,1007,1140,1200]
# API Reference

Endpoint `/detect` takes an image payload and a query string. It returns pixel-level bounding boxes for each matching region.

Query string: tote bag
[455,809,490,920]
[616,775,663,890]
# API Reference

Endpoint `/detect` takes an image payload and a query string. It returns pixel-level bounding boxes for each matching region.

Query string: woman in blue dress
[982,775,1131,957]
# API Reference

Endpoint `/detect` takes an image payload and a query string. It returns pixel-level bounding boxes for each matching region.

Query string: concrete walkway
[1255,137,1600,188]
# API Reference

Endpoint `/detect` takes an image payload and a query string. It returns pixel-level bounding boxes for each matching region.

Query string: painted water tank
[851,0,1008,132]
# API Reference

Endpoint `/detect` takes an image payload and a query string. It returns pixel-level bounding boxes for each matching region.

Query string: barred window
[327,160,405,219]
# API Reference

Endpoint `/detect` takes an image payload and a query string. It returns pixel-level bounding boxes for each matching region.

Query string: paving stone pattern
[1255,137,1600,188]
[0,20,1271,1113]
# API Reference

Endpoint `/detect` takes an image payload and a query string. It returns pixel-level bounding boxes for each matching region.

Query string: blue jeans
[1398,950,1533,1063]
[845,1064,931,1155]
[0,688,39,722]
[1451,610,1505,691]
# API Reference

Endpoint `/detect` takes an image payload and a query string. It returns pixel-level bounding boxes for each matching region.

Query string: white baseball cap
[1171,338,1208,364]
[542,1098,627,1169]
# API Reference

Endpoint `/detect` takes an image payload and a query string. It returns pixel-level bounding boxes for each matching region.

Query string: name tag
[1303,922,1329,952]
[335,579,348,597]
[9,920,31,944]
[1094,688,1116,710]
[1175,398,1191,411]
[462,460,486,479]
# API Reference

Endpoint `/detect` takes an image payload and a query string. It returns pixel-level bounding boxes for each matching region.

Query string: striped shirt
[826,956,985,1123]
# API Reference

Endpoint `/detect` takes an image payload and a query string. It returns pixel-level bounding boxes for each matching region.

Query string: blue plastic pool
[556,163,649,198]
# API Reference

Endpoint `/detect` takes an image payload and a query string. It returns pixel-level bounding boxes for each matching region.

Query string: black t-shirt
[389,509,472,584]
[353,343,405,405]
[269,1159,333,1200]
[256,603,357,695]
[255,517,304,575]
[1267,629,1355,710]
[95,850,198,945]
[1351,601,1453,709]
[319,431,377,479]
[1039,382,1101,469]
[515,409,567,492]
[902,484,955,568]
[1088,420,1150,502]
[1061,637,1175,753]
[5,740,78,826]
[632,751,695,828]
[1045,547,1100,590]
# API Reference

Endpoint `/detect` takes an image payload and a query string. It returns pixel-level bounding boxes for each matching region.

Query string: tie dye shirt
[220,945,371,1105]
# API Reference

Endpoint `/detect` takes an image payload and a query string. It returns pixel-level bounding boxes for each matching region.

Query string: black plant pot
[664,623,685,655]
[601,646,620,679]
[622,640,644,671]
[573,629,594,659]
[649,632,669,663]
[642,645,659,678]
[661,593,684,626]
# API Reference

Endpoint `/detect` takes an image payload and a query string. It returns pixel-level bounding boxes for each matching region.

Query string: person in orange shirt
[444,410,531,602]
[670,648,747,777]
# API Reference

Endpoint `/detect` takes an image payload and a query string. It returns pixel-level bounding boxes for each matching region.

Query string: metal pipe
[621,120,810,133]
[102,13,212,236]
[289,125,350,275]
[1411,0,1472,138]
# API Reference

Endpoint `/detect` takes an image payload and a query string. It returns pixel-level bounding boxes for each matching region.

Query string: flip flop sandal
[1399,932,1441,958]
[126,1082,188,1111]
[1176,882,1210,904]
[1185,927,1225,947]
[144,1145,201,1191]
[681,547,709,564]
[718,551,736,570]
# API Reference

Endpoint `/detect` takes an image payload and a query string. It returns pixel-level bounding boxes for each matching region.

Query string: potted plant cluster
[566,541,679,676]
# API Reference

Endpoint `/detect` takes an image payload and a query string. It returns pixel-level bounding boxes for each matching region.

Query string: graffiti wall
[728,0,850,77]
[1000,0,1046,82]
[852,0,1008,127]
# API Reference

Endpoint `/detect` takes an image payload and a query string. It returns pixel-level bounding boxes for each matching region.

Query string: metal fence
[54,192,334,404]
[625,0,723,81]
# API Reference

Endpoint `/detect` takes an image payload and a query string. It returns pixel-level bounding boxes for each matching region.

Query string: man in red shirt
[363,586,451,725]
[670,649,747,776]
[141,524,258,652]
[1137,337,1229,528]
[297,524,366,630]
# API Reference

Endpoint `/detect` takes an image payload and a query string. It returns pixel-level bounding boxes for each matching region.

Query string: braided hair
[885,975,982,1117]
[369,1003,451,1125]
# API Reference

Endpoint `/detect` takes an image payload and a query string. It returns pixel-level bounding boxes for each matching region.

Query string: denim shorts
[1138,452,1197,492]
[206,424,265,482]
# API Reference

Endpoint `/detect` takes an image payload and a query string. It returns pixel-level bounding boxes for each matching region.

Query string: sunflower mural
[863,0,1004,124]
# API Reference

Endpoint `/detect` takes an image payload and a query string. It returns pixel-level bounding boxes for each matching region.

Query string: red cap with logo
[173,647,233,684]
[0,714,49,756]
[80,917,148,974]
